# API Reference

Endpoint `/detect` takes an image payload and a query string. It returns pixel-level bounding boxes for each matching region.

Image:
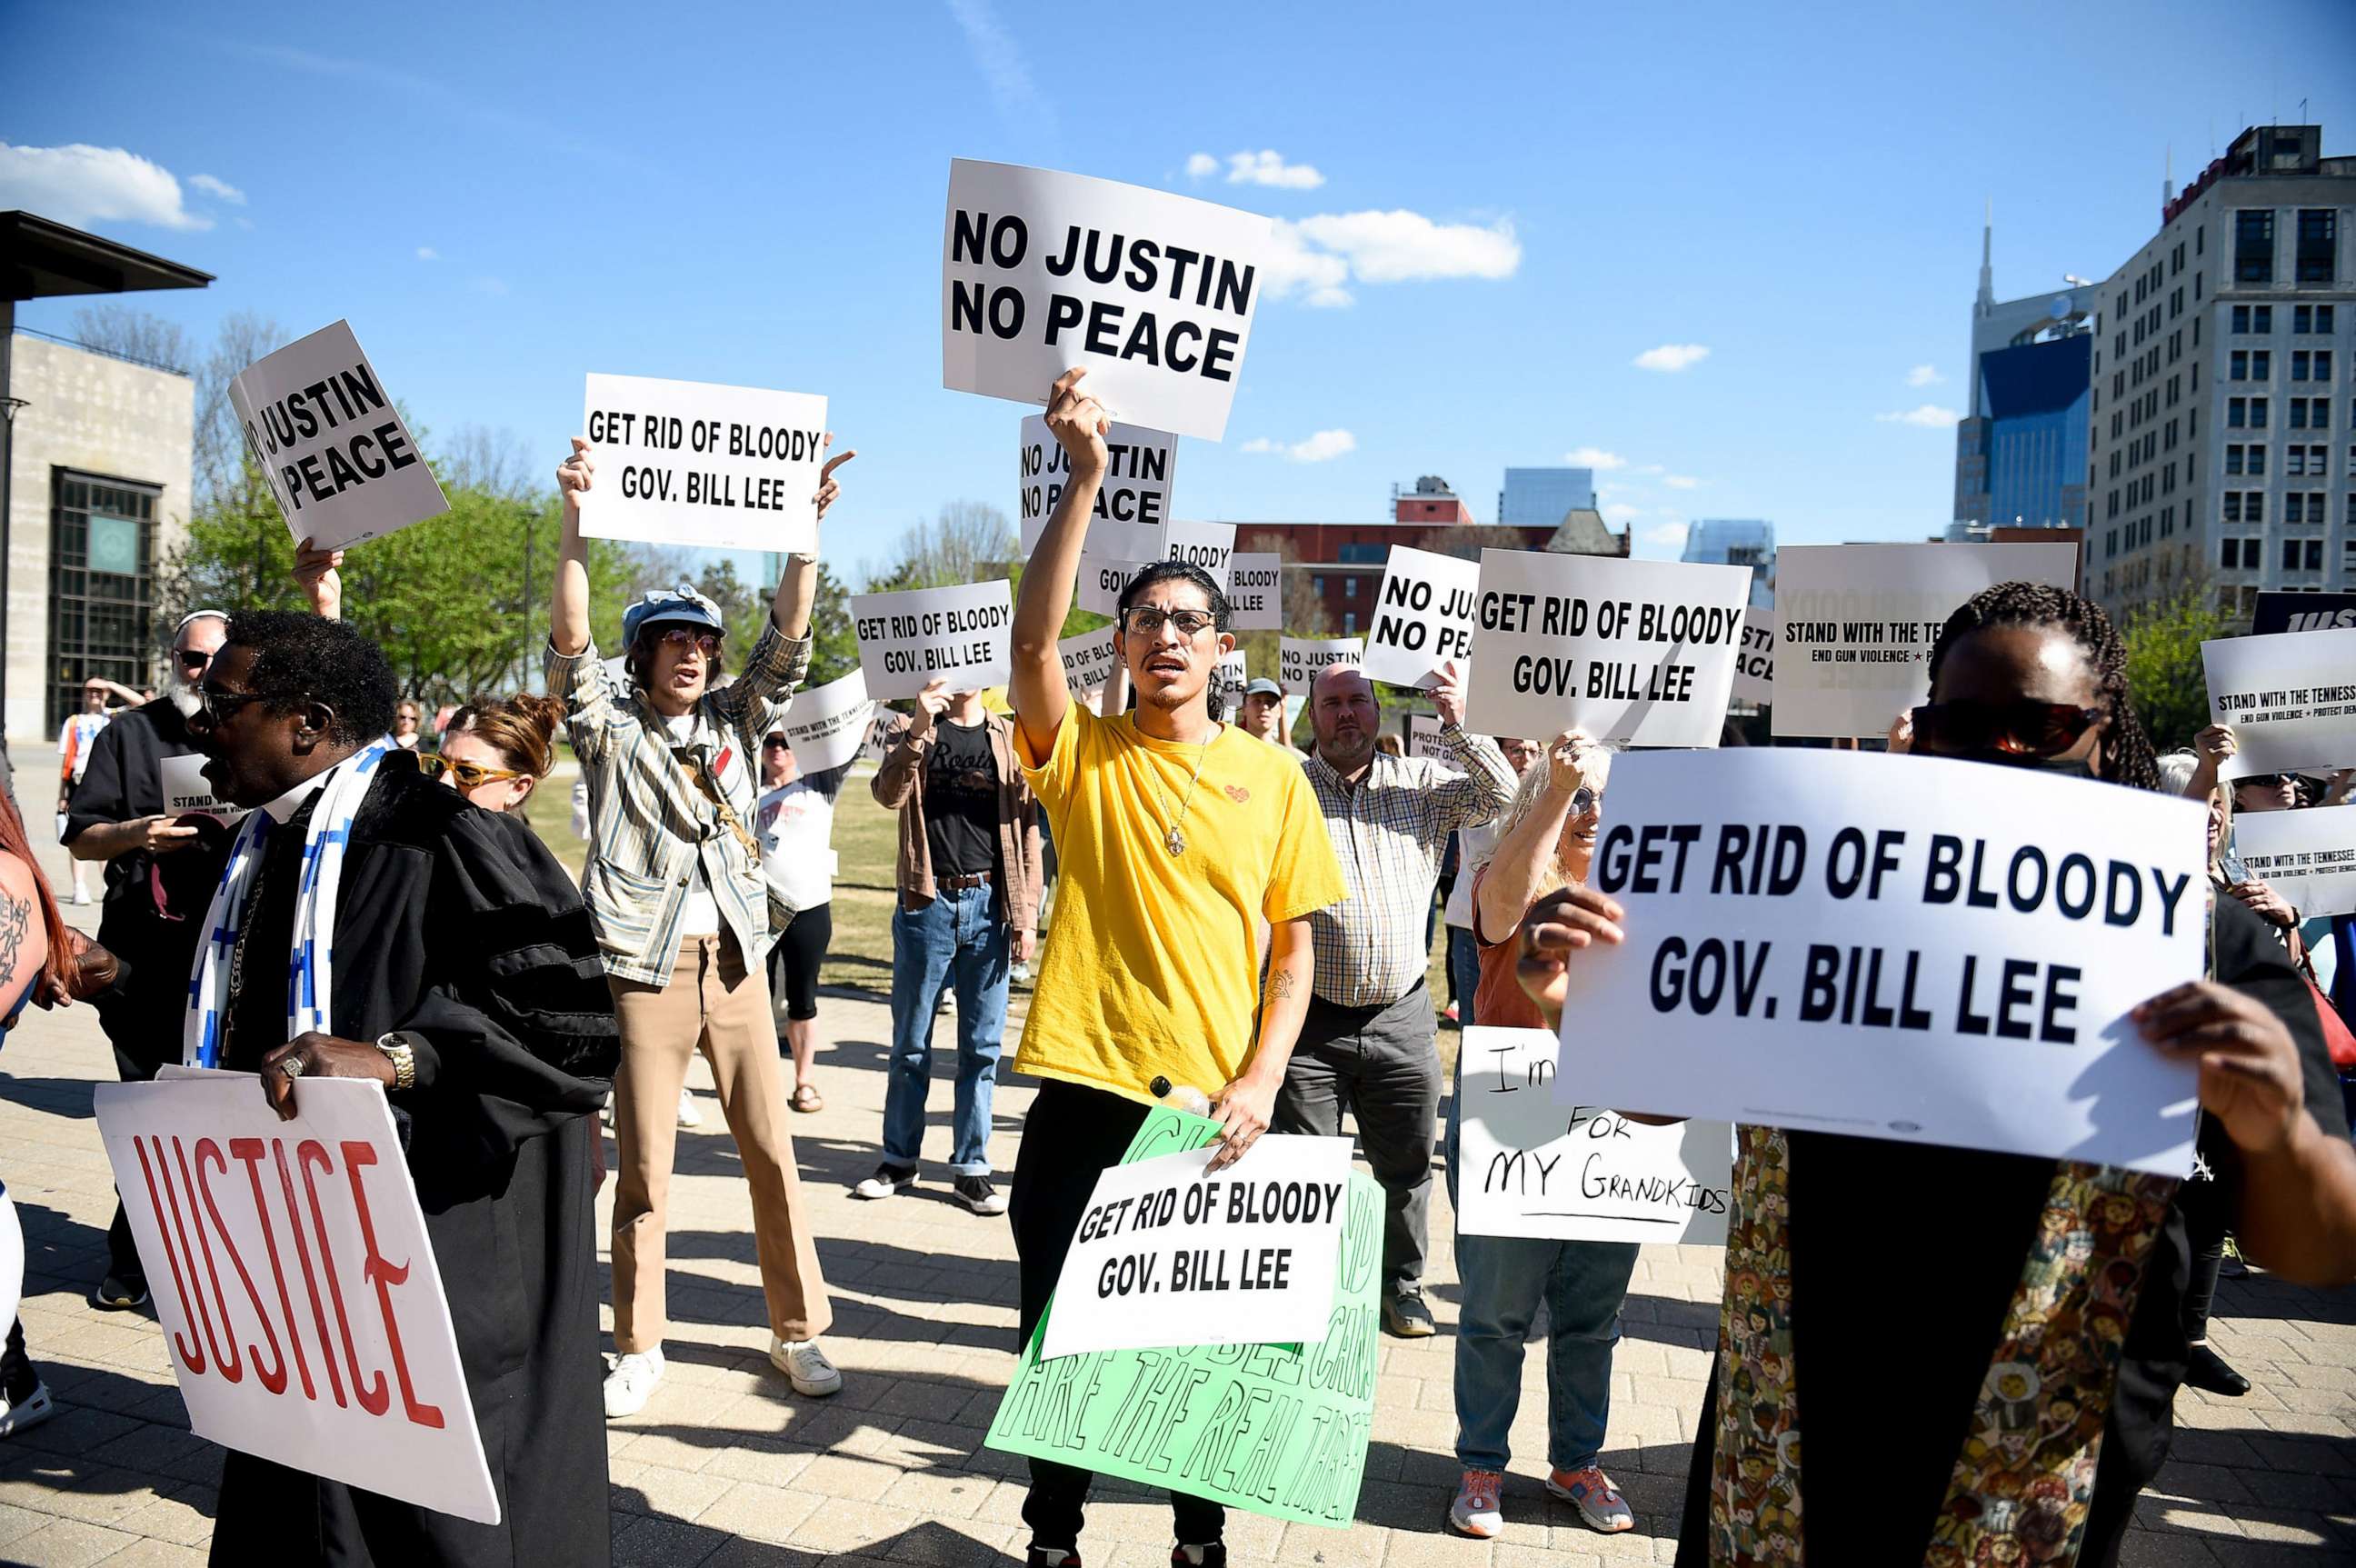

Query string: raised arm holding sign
[230,320,450,552]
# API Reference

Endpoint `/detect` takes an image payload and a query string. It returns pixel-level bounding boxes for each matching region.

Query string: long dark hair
[1924,581,2161,791]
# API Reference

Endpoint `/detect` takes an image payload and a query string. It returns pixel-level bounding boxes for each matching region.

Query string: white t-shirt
[1443,817,1508,931]
[756,777,841,913]
[665,715,723,937]
[58,712,109,785]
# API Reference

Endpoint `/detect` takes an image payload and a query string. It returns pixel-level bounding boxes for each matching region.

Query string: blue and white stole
[183,739,394,1069]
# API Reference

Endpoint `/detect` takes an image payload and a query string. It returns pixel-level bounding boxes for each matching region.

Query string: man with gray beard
[60,608,235,1311]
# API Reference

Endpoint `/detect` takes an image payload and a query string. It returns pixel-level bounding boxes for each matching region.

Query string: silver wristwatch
[374,1031,420,1093]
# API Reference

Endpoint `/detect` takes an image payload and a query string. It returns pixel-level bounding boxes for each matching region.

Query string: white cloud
[1602,501,1645,524]
[1184,153,1219,180]
[188,173,245,205]
[0,142,210,230]
[1642,522,1692,550]
[1242,429,1357,463]
[945,0,1052,130]
[1906,364,1943,387]
[1562,446,1626,471]
[415,245,440,261]
[1291,210,1518,283]
[1633,343,1710,373]
[1262,223,1354,307]
[1220,150,1323,189]
[1874,404,1962,428]
[1662,474,1701,489]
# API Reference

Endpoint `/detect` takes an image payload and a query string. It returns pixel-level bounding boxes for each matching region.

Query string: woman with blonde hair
[1444,728,1639,1542]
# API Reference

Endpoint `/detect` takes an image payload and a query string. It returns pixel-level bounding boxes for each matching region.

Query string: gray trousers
[1274,983,1442,1298]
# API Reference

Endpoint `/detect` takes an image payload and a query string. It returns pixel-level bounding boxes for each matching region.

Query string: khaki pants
[609,935,832,1352]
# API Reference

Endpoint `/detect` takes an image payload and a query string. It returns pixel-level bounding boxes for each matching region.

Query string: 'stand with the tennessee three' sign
[93,1074,497,1523]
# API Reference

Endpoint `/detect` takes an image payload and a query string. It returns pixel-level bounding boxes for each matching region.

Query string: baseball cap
[623,582,726,646]
[1243,678,1283,698]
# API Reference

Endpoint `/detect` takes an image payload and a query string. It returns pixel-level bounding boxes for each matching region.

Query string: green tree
[2121,583,2225,751]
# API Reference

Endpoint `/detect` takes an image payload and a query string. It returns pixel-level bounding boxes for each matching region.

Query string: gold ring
[279,1056,306,1080]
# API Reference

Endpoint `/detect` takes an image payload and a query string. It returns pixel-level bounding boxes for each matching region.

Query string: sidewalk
[0,828,2351,1562]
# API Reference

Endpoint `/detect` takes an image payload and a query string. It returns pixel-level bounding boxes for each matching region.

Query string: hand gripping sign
[987,1109,1380,1528]
[229,321,449,553]
[849,579,1016,701]
[93,1073,498,1523]
[943,160,1274,442]
[1019,413,1179,560]
[2201,626,2356,781]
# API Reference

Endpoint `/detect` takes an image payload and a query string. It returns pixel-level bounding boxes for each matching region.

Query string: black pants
[1009,1079,1223,1553]
[765,903,832,1025]
[2,1319,32,1402]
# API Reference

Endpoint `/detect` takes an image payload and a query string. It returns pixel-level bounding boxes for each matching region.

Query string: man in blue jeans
[860,680,1041,1214]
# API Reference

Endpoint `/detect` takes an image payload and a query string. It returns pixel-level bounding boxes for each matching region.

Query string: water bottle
[1149,1075,1213,1115]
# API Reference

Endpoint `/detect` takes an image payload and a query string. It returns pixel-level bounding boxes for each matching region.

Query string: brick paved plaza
[0,828,2350,1564]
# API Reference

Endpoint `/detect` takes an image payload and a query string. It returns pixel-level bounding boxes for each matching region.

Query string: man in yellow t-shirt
[1005,370,1346,1568]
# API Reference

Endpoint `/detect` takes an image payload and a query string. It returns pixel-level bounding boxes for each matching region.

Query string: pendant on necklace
[1165,825,1188,856]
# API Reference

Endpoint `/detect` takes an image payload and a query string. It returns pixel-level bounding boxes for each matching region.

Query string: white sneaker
[770,1337,843,1397]
[0,1382,55,1439]
[603,1348,664,1418]
[675,1085,703,1129]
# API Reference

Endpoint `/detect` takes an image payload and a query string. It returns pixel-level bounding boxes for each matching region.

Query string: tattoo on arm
[1269,969,1296,1001]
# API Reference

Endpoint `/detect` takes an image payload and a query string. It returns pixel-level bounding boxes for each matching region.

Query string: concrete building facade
[2086,124,2354,626]
[5,330,195,737]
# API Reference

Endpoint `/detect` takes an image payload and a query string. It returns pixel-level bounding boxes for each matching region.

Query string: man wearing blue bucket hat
[548,432,857,1419]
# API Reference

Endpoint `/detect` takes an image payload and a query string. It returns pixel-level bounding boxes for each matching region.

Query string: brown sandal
[790,1084,824,1114]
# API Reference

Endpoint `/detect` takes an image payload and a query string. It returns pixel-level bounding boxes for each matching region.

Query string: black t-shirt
[924,718,1000,879]
[1676,894,2349,1565]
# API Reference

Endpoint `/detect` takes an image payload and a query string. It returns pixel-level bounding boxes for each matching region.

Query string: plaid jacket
[1301,727,1517,1007]
[548,622,812,986]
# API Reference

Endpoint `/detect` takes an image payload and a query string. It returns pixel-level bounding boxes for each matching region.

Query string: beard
[168,667,201,719]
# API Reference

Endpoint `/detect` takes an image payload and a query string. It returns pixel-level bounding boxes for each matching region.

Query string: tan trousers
[609,935,833,1352]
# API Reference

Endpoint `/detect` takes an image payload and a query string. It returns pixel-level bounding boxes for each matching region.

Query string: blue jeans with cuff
[883,883,1009,1176]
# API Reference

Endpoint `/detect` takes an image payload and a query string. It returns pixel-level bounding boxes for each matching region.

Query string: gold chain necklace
[1143,724,1216,855]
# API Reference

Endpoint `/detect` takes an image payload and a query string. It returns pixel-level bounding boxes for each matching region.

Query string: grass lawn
[518,759,1466,1066]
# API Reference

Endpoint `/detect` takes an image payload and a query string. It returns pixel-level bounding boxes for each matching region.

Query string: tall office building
[2085,125,2354,625]
[1496,466,1596,527]
[1681,519,1776,608]
[1951,212,2093,535]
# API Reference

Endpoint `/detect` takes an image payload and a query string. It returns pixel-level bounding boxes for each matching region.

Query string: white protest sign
[1074,522,1237,616]
[1228,552,1283,631]
[2201,628,2356,781]
[93,1074,498,1523]
[1464,551,1749,747]
[160,754,249,825]
[1363,546,1480,689]
[778,670,876,774]
[849,579,1015,701]
[1731,608,1775,707]
[1283,693,1307,740]
[1773,543,2079,738]
[1041,1135,1352,1361]
[2232,804,2356,919]
[1018,414,1177,559]
[1058,625,1121,696]
[1553,749,2206,1174]
[943,160,1273,442]
[1211,647,1248,715]
[858,710,899,767]
[577,374,828,554]
[229,320,448,553]
[0,1188,19,1340]
[1457,1028,1733,1244]
[1280,636,1363,691]
[1406,713,1446,762]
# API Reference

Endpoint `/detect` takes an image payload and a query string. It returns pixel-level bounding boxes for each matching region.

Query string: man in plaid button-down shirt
[1279,658,1516,1336]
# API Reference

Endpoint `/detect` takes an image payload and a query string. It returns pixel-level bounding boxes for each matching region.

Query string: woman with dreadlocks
[1512,583,2356,1566]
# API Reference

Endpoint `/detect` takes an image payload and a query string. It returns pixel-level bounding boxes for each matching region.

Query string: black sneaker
[852,1164,916,1200]
[955,1174,1009,1216]
[1025,1551,1080,1567]
[1171,1546,1227,1567]
[1382,1291,1437,1338]
[89,1273,149,1312]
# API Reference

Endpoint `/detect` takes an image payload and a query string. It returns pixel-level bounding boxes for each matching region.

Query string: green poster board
[88,514,141,577]
[984,1107,1381,1528]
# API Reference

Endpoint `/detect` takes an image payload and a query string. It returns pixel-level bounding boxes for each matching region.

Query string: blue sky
[5,0,2352,583]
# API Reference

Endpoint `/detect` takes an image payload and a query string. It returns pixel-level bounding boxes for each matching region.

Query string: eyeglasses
[191,684,275,728]
[1909,699,2105,759]
[1120,606,1217,638]
[174,649,213,672]
[417,754,525,788]
[657,627,722,658]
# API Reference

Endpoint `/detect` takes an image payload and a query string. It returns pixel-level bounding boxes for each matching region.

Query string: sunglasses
[656,627,722,658]
[175,649,213,671]
[1910,700,2105,759]
[417,754,525,788]
[1571,785,1602,816]
[191,684,275,727]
